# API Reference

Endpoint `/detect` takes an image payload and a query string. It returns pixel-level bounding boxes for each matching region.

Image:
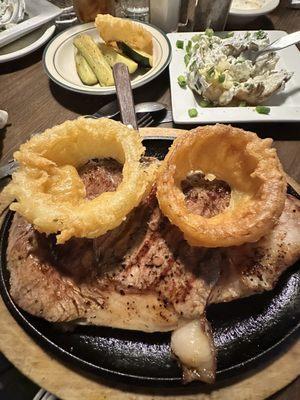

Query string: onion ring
[8,118,157,244]
[156,124,286,247]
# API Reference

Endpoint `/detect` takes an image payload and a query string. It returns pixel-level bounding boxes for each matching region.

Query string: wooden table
[0,0,299,398]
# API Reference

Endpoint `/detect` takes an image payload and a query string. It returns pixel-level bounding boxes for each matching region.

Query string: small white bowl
[228,0,280,24]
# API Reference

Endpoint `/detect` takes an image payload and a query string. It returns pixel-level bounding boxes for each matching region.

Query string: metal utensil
[33,388,56,400]
[0,159,18,179]
[244,31,300,62]
[91,99,168,120]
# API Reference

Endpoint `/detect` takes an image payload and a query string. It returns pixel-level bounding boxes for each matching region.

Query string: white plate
[0,0,59,63]
[168,30,300,124]
[43,21,171,96]
[0,0,61,49]
[0,24,55,63]
[229,0,279,17]
[229,0,279,23]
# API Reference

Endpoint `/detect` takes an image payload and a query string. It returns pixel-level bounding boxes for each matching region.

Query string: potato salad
[181,30,292,106]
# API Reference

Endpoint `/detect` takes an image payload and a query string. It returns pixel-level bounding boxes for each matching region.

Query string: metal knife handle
[112,63,138,130]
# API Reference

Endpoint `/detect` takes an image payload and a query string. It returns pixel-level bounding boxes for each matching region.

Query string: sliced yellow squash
[95,14,153,55]
[98,43,138,73]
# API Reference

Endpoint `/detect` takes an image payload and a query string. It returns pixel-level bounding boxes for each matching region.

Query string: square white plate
[0,0,61,49]
[168,31,300,124]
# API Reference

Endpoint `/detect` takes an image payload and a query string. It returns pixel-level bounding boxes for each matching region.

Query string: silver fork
[244,31,300,62]
[87,110,158,128]
[0,159,18,178]
[136,112,157,128]
[33,388,57,400]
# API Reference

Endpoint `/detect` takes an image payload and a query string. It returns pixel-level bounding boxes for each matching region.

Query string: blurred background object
[150,0,181,32]
[289,0,300,7]
[194,0,233,30]
[73,0,115,22]
[120,0,150,22]
[178,0,233,31]
[228,0,280,24]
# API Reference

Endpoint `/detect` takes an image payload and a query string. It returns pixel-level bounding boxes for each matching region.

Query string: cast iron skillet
[0,137,299,386]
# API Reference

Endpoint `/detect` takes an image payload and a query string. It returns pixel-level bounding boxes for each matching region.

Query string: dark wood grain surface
[0,0,299,398]
[113,63,138,129]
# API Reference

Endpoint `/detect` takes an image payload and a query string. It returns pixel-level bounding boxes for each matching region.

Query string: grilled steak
[7,160,221,331]
[7,159,300,325]
[6,159,300,383]
[210,194,300,303]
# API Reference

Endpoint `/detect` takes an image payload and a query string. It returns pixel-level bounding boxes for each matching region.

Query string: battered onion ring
[157,124,286,247]
[8,118,157,244]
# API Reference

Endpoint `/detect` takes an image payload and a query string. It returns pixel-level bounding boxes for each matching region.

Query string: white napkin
[0,110,8,128]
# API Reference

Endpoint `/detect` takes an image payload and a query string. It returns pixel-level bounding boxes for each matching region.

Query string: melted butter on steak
[182,172,231,217]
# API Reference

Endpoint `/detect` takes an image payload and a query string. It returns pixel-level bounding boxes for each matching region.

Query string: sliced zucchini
[118,42,153,68]
[73,34,114,87]
[98,43,138,74]
[75,53,98,85]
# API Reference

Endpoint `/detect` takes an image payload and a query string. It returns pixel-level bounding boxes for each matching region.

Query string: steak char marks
[7,159,223,329]
[6,157,300,383]
[7,159,300,329]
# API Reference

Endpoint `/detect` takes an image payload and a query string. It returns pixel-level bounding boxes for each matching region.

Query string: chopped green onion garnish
[199,99,211,108]
[226,31,234,38]
[207,66,215,78]
[191,34,200,42]
[205,28,214,37]
[255,106,270,115]
[184,54,191,66]
[189,60,197,70]
[188,108,198,117]
[239,101,247,107]
[177,75,187,88]
[176,40,184,49]
[255,30,266,40]
[244,32,250,39]
[218,73,225,83]
[185,40,192,53]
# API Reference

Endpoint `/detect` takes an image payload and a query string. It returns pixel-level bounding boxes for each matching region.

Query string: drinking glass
[120,0,150,22]
[179,0,233,31]
[150,0,181,32]
[193,0,233,30]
